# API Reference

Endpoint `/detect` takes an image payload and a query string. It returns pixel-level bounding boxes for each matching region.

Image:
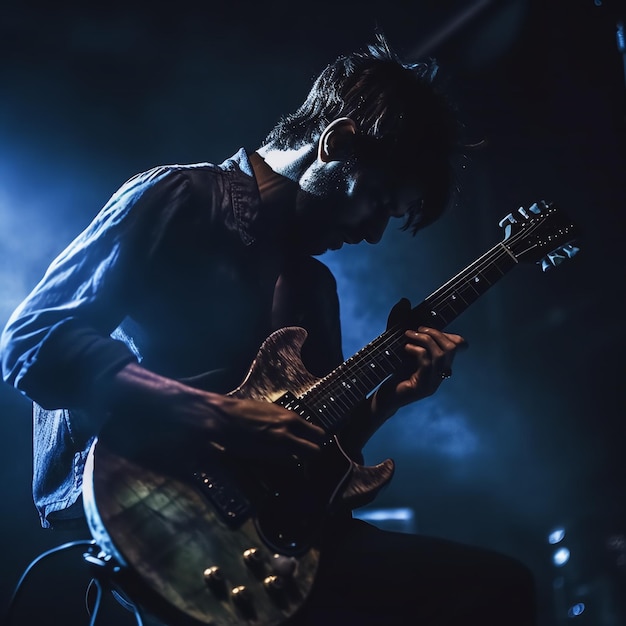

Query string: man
[1,35,536,625]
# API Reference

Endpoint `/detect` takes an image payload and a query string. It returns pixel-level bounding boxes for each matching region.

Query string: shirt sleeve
[0,165,193,410]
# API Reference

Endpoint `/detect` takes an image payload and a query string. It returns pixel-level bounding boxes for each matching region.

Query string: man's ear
[318,117,357,163]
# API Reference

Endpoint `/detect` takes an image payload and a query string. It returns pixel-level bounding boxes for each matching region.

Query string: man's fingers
[416,326,467,348]
[291,415,328,442]
[405,327,467,352]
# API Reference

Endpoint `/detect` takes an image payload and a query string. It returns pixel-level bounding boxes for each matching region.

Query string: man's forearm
[90,361,226,427]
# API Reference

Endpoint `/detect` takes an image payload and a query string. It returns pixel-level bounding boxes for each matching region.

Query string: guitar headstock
[499,201,580,271]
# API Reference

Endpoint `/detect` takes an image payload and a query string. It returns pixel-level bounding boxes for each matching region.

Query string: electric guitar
[82,201,579,626]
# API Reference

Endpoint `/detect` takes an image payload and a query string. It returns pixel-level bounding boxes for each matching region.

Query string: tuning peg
[498,212,518,238]
[561,243,580,258]
[498,212,517,228]
[517,200,553,220]
[539,244,580,272]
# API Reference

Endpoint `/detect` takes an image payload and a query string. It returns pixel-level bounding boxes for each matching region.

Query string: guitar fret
[428,308,448,326]
[481,262,506,284]
[314,408,335,429]
[304,331,406,428]
[423,250,517,329]
[325,391,349,414]
[449,290,467,306]
[379,349,402,369]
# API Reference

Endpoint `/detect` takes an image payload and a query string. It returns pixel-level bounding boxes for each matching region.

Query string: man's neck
[249,151,297,208]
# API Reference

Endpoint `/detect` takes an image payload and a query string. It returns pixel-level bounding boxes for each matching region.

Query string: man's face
[291,156,419,256]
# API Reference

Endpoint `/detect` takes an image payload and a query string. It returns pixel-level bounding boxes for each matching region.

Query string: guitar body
[83,327,395,626]
[83,201,578,625]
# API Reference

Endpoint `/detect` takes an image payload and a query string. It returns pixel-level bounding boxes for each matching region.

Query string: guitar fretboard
[300,241,519,433]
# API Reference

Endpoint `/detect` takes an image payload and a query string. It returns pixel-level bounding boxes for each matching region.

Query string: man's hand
[104,362,328,464]
[373,298,467,417]
[191,394,329,461]
[392,325,466,403]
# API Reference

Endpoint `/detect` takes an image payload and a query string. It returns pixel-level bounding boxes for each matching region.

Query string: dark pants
[290,517,537,626]
[93,516,537,626]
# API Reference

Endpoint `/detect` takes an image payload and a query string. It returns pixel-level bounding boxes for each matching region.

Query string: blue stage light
[548,528,565,544]
[567,602,585,617]
[552,547,570,567]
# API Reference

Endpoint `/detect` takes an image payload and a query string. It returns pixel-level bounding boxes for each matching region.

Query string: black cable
[5,538,149,626]
[3,539,97,625]
[83,554,146,626]
[86,577,104,626]
[110,589,145,626]
[132,603,145,626]
[85,578,98,617]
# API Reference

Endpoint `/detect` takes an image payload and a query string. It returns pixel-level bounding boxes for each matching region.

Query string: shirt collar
[219,148,263,246]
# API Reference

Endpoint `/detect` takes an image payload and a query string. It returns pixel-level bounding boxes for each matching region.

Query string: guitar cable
[85,576,105,625]
[3,539,95,625]
[3,539,144,626]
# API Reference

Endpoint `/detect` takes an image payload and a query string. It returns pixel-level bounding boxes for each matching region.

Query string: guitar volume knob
[203,566,227,595]
[264,574,285,595]
[242,547,265,574]
[272,554,297,577]
[243,548,262,565]
[232,585,248,600]
[203,566,223,583]
[231,585,255,615]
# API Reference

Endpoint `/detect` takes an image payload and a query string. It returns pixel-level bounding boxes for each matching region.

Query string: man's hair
[263,33,462,234]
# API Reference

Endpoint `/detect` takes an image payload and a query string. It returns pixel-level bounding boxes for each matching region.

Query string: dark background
[1,1,624,624]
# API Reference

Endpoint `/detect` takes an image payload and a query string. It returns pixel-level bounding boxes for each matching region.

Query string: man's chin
[296,235,340,255]
[290,229,342,255]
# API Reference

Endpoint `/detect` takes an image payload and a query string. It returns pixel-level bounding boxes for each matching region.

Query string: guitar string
[301,213,566,429]
[344,208,563,355]
[305,239,514,403]
[302,229,534,424]
[300,248,504,428]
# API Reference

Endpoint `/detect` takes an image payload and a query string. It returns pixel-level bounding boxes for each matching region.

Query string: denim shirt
[1,149,343,528]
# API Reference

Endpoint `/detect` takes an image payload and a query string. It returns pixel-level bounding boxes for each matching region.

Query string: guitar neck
[414,241,518,330]
[299,241,518,434]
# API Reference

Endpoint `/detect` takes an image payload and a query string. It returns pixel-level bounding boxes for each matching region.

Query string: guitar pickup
[276,392,317,425]
[193,467,252,527]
